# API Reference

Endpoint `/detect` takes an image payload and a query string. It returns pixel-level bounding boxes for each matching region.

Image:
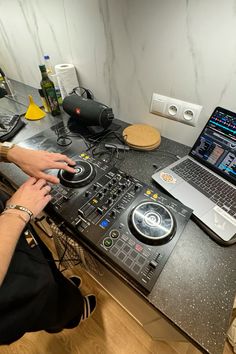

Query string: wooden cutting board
[123,124,161,150]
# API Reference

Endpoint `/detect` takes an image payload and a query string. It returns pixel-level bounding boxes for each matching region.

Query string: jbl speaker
[62,94,114,128]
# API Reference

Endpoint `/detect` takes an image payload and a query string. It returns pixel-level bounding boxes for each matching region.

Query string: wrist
[4,204,34,220]
[0,142,16,162]
[1,210,30,225]
[6,145,22,164]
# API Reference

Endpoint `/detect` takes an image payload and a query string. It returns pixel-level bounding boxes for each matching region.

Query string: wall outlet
[150,93,202,127]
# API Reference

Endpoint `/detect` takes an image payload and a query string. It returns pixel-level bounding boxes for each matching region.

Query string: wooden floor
[0,228,234,354]
[0,267,233,354]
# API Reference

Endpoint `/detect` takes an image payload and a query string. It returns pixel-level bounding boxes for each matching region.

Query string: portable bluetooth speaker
[62,94,114,128]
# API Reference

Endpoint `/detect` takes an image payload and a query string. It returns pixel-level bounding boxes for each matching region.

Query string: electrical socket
[150,93,202,127]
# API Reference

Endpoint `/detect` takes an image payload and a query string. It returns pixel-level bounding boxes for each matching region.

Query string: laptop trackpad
[201,206,236,241]
[172,183,213,216]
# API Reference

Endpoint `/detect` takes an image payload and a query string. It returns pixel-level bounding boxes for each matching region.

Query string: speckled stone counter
[0,82,235,354]
[0,80,42,116]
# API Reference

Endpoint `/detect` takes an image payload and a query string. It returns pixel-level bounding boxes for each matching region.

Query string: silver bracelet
[1,211,29,225]
[4,205,34,220]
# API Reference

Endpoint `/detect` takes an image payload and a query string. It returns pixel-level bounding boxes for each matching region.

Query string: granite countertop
[0,81,235,354]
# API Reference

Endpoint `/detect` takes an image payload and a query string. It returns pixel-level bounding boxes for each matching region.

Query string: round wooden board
[123,124,161,150]
[127,139,161,150]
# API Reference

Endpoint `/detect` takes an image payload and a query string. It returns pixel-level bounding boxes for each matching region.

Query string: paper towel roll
[55,63,79,99]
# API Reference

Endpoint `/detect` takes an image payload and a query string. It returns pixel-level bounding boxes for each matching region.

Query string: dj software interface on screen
[191,109,236,180]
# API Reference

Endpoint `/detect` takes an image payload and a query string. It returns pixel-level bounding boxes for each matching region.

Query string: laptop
[152,106,236,245]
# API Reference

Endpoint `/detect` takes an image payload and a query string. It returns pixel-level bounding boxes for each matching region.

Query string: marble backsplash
[0,0,236,146]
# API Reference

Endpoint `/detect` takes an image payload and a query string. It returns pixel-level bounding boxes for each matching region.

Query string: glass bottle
[43,55,53,74]
[38,88,50,113]
[43,55,62,105]
[39,64,60,116]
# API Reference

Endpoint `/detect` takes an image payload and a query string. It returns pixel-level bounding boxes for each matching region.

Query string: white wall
[1,0,236,146]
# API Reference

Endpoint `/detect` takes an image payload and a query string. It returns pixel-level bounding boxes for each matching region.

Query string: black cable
[150,149,181,160]
[54,123,93,150]
[70,133,92,150]
[70,86,95,100]
[104,142,127,164]
[56,239,82,272]
[57,232,69,270]
[88,129,123,146]
[29,233,82,269]
[54,125,72,147]
[88,130,128,167]
[57,136,72,147]
[52,120,128,167]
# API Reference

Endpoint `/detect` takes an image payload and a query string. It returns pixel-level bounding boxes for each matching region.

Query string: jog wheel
[58,160,96,188]
[129,201,175,245]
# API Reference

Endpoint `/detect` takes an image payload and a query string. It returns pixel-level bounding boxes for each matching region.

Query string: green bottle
[39,64,60,116]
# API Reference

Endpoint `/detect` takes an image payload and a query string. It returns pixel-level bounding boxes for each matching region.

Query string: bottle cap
[39,64,47,72]
[44,55,50,60]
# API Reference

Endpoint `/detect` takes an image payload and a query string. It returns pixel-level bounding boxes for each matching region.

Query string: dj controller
[49,152,192,293]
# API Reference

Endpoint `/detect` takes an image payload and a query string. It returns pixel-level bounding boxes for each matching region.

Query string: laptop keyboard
[171,159,236,217]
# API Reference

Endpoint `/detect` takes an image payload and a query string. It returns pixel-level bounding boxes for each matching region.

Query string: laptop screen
[190,106,236,185]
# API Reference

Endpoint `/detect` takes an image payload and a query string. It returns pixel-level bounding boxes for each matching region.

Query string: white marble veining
[1,0,236,146]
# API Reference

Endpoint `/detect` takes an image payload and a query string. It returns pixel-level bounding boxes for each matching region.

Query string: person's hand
[7,146,76,184]
[6,177,52,218]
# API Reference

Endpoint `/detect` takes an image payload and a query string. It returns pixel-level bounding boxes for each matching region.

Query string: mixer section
[56,167,144,243]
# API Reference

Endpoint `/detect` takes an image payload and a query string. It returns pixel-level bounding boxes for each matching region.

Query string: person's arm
[3,144,76,184]
[0,210,29,286]
[0,177,52,287]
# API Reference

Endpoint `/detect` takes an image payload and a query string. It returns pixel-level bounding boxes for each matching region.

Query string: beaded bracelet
[1,211,29,225]
[4,205,33,220]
